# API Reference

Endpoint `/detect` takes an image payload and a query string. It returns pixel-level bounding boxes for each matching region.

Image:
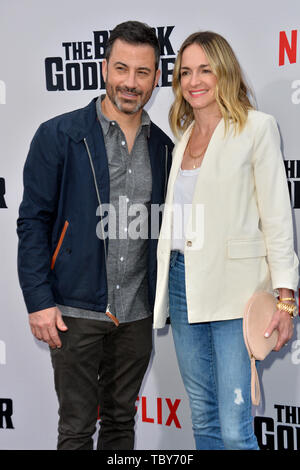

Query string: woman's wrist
[278,288,294,300]
[277,288,297,318]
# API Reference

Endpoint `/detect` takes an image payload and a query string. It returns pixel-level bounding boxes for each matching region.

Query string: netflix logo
[279,30,298,66]
[278,30,300,104]
[135,396,182,429]
[97,395,182,429]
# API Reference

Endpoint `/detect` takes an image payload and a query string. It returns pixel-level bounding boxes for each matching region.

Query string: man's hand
[29,307,68,349]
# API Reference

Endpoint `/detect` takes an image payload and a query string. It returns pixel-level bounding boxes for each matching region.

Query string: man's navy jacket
[17,98,174,315]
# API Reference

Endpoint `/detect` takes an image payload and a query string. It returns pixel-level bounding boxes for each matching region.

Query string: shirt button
[128,169,132,174]
[121,140,126,146]
[120,256,124,262]
[116,285,120,289]
[111,121,115,126]
[186,240,192,247]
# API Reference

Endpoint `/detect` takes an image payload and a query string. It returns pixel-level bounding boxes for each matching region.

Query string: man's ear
[154,69,161,88]
[102,59,108,83]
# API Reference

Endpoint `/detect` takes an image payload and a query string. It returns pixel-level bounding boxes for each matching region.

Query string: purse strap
[250,357,261,406]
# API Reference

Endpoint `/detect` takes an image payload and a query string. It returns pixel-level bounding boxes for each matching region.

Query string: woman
[153,31,299,450]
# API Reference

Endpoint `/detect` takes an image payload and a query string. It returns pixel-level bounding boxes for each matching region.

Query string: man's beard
[105,81,155,115]
[106,85,144,114]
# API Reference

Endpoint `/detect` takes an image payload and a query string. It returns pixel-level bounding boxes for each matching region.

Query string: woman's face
[180,43,218,113]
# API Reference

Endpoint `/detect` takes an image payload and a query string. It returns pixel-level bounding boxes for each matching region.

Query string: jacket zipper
[83,138,119,327]
[51,220,69,270]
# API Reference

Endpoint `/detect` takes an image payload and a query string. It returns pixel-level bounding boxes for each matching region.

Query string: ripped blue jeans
[169,251,259,450]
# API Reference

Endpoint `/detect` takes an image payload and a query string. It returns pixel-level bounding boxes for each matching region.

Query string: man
[17,21,173,450]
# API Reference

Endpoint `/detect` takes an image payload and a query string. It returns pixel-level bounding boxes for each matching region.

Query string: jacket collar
[65,98,100,143]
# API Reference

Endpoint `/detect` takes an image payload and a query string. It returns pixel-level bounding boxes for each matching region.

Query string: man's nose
[124,70,138,89]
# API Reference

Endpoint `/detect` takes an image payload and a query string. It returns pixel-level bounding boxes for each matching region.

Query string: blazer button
[186,240,192,247]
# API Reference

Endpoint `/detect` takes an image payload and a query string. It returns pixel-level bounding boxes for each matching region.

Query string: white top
[171,166,201,252]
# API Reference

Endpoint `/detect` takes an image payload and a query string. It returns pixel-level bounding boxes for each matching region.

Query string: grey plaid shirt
[58,95,152,323]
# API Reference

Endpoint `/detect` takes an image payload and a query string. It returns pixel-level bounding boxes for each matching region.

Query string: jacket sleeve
[17,122,63,313]
[253,115,299,291]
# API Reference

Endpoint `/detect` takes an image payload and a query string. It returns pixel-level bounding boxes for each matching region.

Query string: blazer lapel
[165,123,194,204]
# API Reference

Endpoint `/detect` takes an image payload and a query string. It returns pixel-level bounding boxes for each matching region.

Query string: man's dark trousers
[50,315,152,450]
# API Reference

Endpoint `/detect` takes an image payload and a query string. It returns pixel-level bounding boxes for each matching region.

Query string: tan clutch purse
[243,291,278,406]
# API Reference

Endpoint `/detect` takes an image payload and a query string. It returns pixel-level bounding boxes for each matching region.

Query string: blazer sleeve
[252,114,299,291]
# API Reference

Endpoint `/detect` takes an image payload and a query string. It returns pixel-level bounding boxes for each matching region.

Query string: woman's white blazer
[153,110,299,328]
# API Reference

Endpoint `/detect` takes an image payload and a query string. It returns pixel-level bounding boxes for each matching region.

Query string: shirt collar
[96,94,151,137]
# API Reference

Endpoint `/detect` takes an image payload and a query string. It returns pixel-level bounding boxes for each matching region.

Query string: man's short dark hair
[105,21,160,70]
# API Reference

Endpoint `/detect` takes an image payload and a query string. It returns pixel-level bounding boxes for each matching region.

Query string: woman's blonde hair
[169,31,254,138]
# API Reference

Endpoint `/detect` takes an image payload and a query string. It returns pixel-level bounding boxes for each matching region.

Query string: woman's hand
[264,308,294,351]
[264,288,295,351]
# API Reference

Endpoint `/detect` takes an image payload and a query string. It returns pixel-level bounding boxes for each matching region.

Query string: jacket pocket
[51,220,69,270]
[227,238,266,259]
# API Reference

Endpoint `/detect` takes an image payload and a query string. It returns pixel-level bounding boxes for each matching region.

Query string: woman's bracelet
[277,301,297,318]
[279,297,295,302]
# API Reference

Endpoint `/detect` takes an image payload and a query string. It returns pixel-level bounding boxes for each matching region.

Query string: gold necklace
[187,136,209,169]
[187,117,221,168]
